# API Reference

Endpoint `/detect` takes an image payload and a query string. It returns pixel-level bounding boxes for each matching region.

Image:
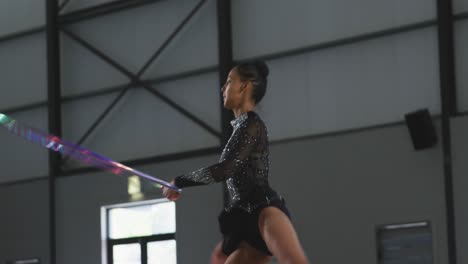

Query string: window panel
[109,202,175,239]
[113,243,141,264]
[148,240,177,264]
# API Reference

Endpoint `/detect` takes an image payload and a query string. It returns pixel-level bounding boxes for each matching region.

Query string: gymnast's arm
[173,119,260,188]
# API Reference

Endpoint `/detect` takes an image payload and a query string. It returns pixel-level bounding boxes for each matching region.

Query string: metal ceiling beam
[0,26,44,44]
[216,0,234,205]
[46,1,62,263]
[454,11,468,20]
[61,28,221,140]
[58,0,73,12]
[137,0,207,77]
[0,65,218,115]
[436,0,458,263]
[58,0,165,25]
[216,0,234,144]
[57,0,220,153]
[239,20,436,63]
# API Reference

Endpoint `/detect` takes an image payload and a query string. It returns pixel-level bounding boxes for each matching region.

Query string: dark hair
[235,60,269,103]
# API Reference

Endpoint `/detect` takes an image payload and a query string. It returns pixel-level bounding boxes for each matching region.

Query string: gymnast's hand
[162,180,180,201]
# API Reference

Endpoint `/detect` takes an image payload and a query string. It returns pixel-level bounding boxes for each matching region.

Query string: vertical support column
[436,0,458,263]
[46,0,62,263]
[217,0,234,203]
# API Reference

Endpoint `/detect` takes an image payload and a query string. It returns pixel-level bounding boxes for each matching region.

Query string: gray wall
[0,0,466,263]
[0,180,50,264]
[269,122,448,263]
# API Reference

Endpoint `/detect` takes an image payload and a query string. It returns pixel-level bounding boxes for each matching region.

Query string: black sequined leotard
[174,111,281,213]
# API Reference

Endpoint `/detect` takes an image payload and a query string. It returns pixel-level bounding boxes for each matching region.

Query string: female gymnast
[163,61,309,264]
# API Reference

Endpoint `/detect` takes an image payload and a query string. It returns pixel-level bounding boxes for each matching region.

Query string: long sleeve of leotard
[173,118,260,188]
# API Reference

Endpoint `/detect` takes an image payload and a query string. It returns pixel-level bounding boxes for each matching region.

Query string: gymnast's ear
[241,81,247,89]
[240,80,250,92]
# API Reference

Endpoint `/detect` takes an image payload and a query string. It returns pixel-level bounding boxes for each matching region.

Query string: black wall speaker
[404,109,437,150]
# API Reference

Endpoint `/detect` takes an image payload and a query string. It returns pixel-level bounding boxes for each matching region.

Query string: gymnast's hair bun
[254,60,269,78]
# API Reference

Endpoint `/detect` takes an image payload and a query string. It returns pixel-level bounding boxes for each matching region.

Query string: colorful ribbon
[0,113,181,192]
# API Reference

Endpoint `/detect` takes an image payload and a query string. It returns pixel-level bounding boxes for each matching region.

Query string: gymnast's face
[221,68,249,109]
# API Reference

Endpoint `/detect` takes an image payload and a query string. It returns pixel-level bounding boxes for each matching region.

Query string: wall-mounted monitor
[376,221,433,264]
